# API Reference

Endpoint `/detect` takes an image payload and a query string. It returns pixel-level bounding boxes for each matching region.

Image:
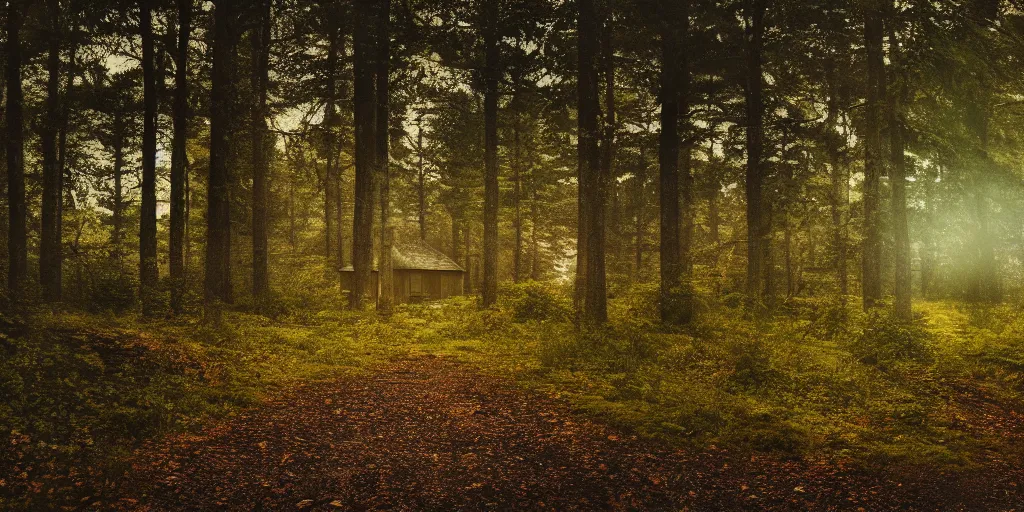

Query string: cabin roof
[339,239,464,272]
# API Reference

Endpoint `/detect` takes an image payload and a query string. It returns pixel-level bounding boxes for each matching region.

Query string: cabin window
[410,272,423,295]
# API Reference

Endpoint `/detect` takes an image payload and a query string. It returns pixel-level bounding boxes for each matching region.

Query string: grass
[2,279,1023,508]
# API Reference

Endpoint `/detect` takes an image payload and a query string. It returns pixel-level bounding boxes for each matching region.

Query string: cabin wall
[394,270,465,304]
[343,270,464,305]
[339,271,379,303]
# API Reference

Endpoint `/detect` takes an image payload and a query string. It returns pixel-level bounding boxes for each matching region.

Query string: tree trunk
[825,58,849,299]
[601,15,616,281]
[578,0,605,325]
[966,0,1000,302]
[205,0,237,320]
[862,4,884,311]
[324,11,340,262]
[634,144,647,283]
[530,188,540,280]
[706,143,720,270]
[888,20,911,320]
[170,0,192,313]
[335,13,348,270]
[464,224,472,294]
[58,20,77,209]
[41,0,62,302]
[482,0,500,308]
[377,0,393,315]
[921,166,937,299]
[678,13,693,280]
[112,130,125,260]
[744,0,767,304]
[350,0,377,309]
[251,0,272,300]
[513,120,522,283]
[680,145,693,277]
[139,0,159,314]
[6,0,27,295]
[659,2,682,322]
[418,119,426,240]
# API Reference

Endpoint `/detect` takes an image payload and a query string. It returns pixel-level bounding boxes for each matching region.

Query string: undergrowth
[2,279,1023,508]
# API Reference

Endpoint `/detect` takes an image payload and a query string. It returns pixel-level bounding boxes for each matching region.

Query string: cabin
[339,240,465,305]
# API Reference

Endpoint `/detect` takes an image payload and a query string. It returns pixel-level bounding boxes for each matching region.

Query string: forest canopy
[2,0,1022,320]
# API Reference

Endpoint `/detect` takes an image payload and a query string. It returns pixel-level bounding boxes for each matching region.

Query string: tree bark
[464,224,472,294]
[530,188,540,280]
[41,0,63,302]
[825,58,848,299]
[170,0,192,313]
[337,17,350,270]
[630,144,644,283]
[205,0,237,320]
[862,4,884,311]
[513,119,522,283]
[6,0,27,295]
[601,15,616,281]
[418,118,427,240]
[888,20,911,320]
[678,9,693,280]
[965,0,1000,302]
[921,166,937,298]
[744,0,767,304]
[659,1,681,322]
[578,0,605,325]
[324,11,340,262]
[350,0,378,309]
[482,0,500,308]
[377,0,393,315]
[139,0,159,314]
[112,128,125,260]
[251,0,272,300]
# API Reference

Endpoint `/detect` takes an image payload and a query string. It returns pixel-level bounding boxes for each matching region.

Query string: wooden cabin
[339,240,465,305]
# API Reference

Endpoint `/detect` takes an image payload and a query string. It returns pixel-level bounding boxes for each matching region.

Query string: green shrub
[498,281,572,323]
[851,312,933,365]
[84,263,137,314]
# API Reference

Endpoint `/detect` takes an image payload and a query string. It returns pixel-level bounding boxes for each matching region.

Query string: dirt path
[99,356,1021,511]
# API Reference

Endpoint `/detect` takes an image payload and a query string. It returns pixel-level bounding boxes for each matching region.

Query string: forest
[2,0,1024,509]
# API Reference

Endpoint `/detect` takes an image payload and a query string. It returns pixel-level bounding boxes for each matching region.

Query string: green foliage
[498,281,572,323]
[82,261,138,314]
[851,312,934,366]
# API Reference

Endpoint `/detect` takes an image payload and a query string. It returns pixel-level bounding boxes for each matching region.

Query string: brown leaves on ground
[95,357,1021,511]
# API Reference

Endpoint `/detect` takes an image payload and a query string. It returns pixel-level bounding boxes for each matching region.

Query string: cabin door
[410,272,424,296]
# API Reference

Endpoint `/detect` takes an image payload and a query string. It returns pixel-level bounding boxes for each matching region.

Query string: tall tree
[601,13,616,280]
[139,0,159,314]
[6,0,27,295]
[659,0,681,323]
[824,57,849,299]
[862,2,884,310]
[512,119,523,283]
[965,0,1000,302]
[744,0,768,304]
[350,0,378,309]
[578,0,605,324]
[206,0,238,319]
[41,0,63,302]
[889,14,911,320]
[251,0,272,300]
[324,8,340,262]
[378,0,394,315]
[170,0,192,313]
[481,0,500,308]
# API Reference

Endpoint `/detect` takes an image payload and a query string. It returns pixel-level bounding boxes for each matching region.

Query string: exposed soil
[95,356,1022,511]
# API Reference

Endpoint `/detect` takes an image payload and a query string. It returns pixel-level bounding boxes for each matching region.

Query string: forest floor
[5,283,1024,510]
[94,356,1021,511]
